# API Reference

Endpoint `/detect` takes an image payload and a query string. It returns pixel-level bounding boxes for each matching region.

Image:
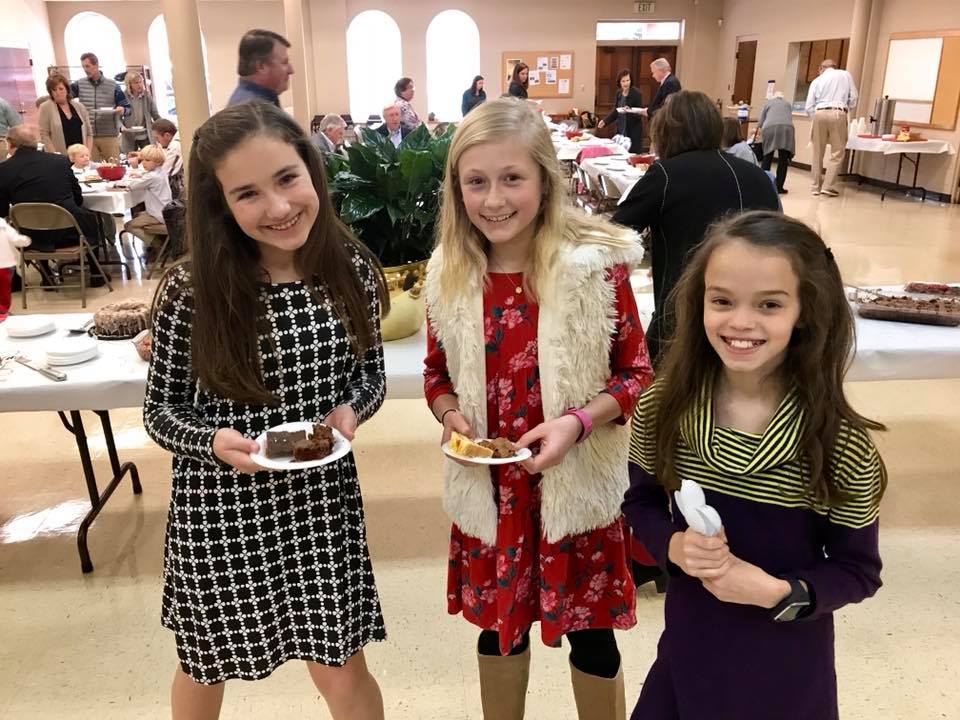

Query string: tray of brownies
[853,284,960,327]
[250,421,351,470]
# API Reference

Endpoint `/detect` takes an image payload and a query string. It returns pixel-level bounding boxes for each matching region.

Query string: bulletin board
[880,31,960,130]
[502,51,574,99]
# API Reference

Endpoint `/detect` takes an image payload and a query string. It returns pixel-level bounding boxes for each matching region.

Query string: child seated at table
[122,144,171,255]
[67,144,97,174]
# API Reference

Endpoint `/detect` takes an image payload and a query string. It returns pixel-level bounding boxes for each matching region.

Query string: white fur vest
[425,239,645,545]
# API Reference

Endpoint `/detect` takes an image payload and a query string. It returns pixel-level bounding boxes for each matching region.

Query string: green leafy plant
[325,124,455,267]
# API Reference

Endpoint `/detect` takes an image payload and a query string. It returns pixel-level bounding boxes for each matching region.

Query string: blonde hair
[436,97,636,300]
[124,71,144,94]
[66,143,89,161]
[138,144,166,164]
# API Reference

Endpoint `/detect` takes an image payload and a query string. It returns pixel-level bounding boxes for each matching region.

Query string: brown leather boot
[570,660,626,720]
[477,646,531,720]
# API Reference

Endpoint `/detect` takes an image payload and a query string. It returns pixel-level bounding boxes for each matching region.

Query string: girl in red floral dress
[423,98,654,719]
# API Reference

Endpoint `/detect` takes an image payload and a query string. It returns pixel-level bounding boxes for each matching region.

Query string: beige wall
[312,0,724,118]
[717,0,960,197]
[858,0,960,198]
[2,0,57,95]
[717,0,856,168]
[45,0,290,112]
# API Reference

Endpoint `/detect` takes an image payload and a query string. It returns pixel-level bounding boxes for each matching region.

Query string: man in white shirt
[311,114,347,158]
[805,59,858,196]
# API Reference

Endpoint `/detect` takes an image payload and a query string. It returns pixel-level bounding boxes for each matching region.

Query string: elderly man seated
[377,105,411,148]
[311,114,347,157]
[0,126,103,249]
[0,125,106,284]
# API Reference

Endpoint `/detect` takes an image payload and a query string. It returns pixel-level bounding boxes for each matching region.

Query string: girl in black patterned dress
[144,102,390,719]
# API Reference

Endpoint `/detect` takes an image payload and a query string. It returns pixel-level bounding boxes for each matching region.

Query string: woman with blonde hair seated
[123,144,171,253]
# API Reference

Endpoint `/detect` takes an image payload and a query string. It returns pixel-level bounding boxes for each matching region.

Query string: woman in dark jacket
[613,90,781,362]
[508,63,529,100]
[597,69,644,152]
[461,75,486,116]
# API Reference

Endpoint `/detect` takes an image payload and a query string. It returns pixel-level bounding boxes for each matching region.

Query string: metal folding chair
[10,203,114,309]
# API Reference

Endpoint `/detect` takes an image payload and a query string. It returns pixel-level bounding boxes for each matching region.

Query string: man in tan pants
[805,59,858,196]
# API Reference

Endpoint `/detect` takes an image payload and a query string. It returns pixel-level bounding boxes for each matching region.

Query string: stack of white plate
[44,336,99,366]
[4,316,56,338]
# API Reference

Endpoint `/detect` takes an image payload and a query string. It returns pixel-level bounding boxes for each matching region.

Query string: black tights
[761,148,793,191]
[477,628,620,679]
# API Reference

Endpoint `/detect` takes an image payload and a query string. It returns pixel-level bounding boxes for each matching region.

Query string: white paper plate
[250,421,351,470]
[441,439,532,466]
[46,345,99,366]
[4,316,56,338]
[45,336,98,357]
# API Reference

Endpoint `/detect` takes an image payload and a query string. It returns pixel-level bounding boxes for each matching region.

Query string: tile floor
[1,170,959,719]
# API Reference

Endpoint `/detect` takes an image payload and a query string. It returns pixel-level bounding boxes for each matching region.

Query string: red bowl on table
[565,130,583,140]
[96,164,126,181]
[629,154,656,166]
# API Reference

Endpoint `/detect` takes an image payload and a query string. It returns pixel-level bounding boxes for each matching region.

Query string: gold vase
[380,260,427,341]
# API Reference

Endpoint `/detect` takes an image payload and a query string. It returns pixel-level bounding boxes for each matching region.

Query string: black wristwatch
[770,576,811,622]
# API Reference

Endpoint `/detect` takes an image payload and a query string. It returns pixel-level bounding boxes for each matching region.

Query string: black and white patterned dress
[143,255,387,684]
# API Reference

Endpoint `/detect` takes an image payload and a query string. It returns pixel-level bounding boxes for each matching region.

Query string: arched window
[147,15,212,118]
[346,10,402,121]
[148,15,175,117]
[64,12,125,79]
[426,10,480,121]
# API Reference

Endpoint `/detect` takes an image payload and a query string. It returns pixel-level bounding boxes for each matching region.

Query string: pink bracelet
[564,407,593,443]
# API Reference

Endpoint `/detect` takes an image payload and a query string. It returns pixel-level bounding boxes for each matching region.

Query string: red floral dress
[424,264,654,655]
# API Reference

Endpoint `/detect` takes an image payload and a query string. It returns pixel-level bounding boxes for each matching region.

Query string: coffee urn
[871,96,897,136]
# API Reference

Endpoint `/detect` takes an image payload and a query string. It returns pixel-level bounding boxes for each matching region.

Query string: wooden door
[594,45,676,145]
[634,46,677,114]
[0,47,39,129]
[732,40,757,104]
[595,46,636,119]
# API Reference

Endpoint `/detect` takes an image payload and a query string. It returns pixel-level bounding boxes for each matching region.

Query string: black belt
[817,107,848,112]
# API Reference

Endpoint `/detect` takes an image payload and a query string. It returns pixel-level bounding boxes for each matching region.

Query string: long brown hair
[511,62,529,88]
[649,90,722,160]
[154,102,389,405]
[653,210,887,505]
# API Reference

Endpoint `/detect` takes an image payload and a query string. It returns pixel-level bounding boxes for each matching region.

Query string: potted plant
[326,124,455,340]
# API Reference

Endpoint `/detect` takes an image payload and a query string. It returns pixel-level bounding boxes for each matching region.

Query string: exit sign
[634,1,656,13]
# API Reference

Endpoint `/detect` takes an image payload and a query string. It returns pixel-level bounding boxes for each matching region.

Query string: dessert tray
[854,287,960,327]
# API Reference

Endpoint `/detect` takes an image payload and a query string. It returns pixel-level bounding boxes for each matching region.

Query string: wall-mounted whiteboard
[882,37,943,101]
[893,101,933,124]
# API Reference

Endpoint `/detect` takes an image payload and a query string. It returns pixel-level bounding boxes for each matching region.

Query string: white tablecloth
[2,292,958,413]
[555,134,630,162]
[80,183,135,214]
[578,157,646,199]
[845,136,956,156]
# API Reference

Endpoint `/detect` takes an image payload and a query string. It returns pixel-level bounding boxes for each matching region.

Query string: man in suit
[0,125,102,253]
[311,114,347,157]
[640,58,682,120]
[376,105,411,148]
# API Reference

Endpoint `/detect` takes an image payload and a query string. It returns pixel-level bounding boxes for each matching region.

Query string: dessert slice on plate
[448,431,494,459]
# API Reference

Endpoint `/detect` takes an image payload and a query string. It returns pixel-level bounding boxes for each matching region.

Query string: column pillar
[159,0,210,171]
[846,0,873,96]
[283,0,314,130]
